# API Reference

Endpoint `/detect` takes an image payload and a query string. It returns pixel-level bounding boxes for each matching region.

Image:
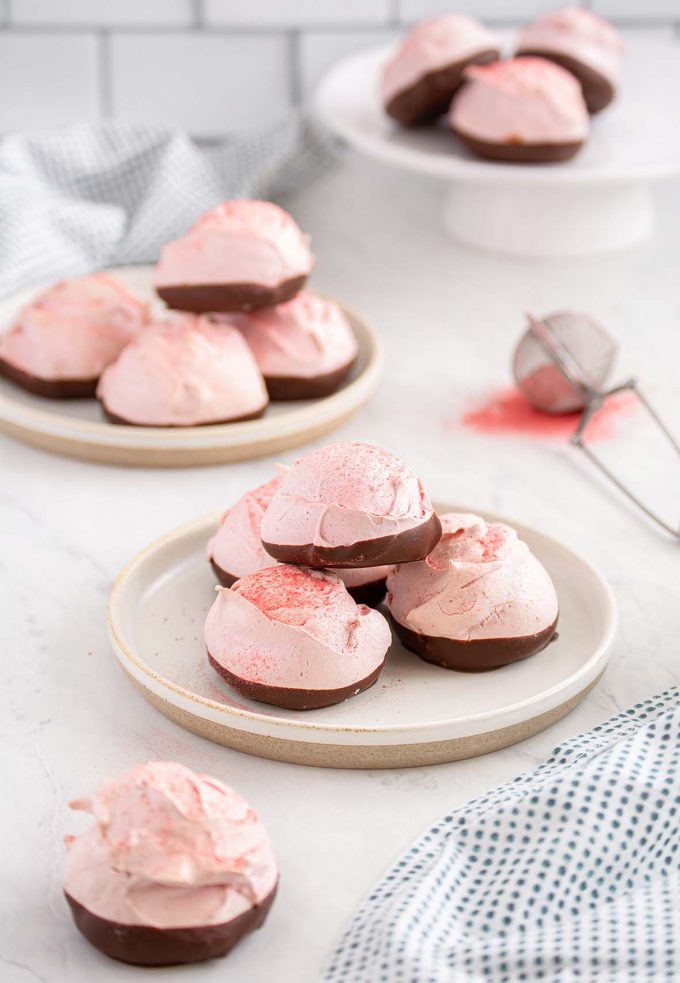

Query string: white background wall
[0,1,678,136]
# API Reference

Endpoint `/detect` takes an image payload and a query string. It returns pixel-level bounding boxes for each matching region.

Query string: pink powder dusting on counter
[457,388,637,442]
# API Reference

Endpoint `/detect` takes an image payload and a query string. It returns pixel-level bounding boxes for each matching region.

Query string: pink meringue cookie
[223,291,358,400]
[388,512,559,670]
[207,469,391,604]
[205,565,391,709]
[382,14,501,125]
[260,441,442,568]
[517,6,623,112]
[0,273,148,396]
[450,57,589,162]
[64,762,277,941]
[154,200,313,313]
[208,473,284,584]
[96,313,268,426]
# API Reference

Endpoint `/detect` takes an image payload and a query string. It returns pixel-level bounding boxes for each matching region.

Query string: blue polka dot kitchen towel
[0,113,338,299]
[324,688,680,983]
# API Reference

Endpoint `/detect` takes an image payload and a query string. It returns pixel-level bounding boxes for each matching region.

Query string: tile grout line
[289,29,302,105]
[389,0,400,27]
[97,30,112,117]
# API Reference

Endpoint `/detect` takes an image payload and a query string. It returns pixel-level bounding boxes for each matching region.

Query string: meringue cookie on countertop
[64,761,278,965]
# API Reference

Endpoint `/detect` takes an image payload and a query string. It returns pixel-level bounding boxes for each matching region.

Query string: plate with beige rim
[108,503,617,769]
[0,265,382,467]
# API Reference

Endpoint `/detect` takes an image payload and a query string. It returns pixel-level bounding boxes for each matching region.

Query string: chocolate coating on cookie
[65,886,277,967]
[264,357,356,401]
[452,129,585,163]
[208,653,383,710]
[391,614,559,671]
[386,50,498,125]
[0,358,98,398]
[515,49,615,113]
[262,511,442,569]
[157,275,307,314]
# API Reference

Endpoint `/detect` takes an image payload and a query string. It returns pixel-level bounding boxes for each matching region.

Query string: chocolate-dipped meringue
[0,273,148,398]
[382,14,501,126]
[260,442,441,568]
[449,57,589,163]
[387,512,558,671]
[223,291,358,400]
[205,565,391,709]
[517,6,623,113]
[97,313,268,426]
[154,200,313,313]
[208,473,284,586]
[207,470,391,605]
[63,762,277,966]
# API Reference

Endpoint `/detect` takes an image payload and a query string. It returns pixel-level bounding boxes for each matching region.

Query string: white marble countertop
[1,151,679,983]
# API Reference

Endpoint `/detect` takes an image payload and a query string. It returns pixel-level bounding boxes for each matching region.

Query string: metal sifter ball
[512,311,618,414]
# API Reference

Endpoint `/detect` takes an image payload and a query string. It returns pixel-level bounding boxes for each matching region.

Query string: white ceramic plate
[314,37,680,187]
[108,504,617,768]
[0,266,383,467]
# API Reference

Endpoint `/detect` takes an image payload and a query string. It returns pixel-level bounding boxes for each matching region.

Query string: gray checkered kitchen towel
[0,114,338,298]
[325,688,680,983]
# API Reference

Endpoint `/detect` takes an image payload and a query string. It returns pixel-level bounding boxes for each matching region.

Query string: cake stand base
[443,181,655,258]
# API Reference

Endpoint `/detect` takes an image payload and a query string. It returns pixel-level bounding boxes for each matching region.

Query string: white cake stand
[314,37,680,257]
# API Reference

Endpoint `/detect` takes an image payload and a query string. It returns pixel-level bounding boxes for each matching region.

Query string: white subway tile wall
[299,30,399,97]
[0,0,678,135]
[0,33,99,130]
[110,33,291,135]
[9,1,194,26]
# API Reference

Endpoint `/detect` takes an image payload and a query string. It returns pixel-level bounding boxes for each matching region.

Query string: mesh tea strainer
[513,311,679,540]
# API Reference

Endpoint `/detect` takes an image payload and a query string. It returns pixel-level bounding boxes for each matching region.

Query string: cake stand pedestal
[443,180,654,257]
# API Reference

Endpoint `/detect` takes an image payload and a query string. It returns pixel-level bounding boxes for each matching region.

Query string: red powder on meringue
[234,565,337,621]
[458,388,637,442]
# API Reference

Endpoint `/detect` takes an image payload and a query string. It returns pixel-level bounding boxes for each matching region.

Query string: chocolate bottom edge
[390,613,559,671]
[209,558,387,607]
[65,884,277,967]
[208,652,385,710]
[386,49,499,126]
[101,404,266,427]
[264,356,356,401]
[157,276,307,314]
[451,128,585,163]
[0,358,98,399]
[262,512,442,569]
[516,49,615,114]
